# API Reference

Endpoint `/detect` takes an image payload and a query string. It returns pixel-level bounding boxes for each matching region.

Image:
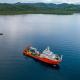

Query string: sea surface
[0,14,80,80]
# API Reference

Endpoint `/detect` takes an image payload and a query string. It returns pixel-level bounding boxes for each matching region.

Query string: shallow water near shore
[0,14,80,80]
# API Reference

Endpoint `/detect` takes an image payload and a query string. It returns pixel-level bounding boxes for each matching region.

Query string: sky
[0,0,80,4]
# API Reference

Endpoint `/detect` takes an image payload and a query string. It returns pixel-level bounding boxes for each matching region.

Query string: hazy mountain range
[0,2,80,15]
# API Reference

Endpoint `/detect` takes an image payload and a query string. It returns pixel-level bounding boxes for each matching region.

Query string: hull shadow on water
[23,55,60,70]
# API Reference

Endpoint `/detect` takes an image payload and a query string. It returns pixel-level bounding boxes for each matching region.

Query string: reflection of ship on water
[33,58,60,70]
[24,54,60,70]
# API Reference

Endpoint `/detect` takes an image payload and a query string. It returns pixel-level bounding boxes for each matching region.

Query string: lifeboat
[23,46,63,65]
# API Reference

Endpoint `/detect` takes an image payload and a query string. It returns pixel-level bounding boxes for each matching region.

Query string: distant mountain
[13,2,80,8]
[0,3,80,15]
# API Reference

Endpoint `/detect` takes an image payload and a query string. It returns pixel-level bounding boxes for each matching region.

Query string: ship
[23,46,63,65]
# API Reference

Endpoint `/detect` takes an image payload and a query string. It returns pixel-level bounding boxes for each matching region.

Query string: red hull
[23,49,61,65]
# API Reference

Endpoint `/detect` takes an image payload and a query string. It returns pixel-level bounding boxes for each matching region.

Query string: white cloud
[20,0,80,3]
[0,0,80,3]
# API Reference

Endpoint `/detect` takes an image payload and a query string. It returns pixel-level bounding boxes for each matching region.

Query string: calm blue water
[0,14,80,80]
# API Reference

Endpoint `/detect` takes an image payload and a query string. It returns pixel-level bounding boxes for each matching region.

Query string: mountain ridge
[0,3,80,15]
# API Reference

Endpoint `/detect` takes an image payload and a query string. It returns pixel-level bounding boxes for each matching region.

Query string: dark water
[0,14,80,80]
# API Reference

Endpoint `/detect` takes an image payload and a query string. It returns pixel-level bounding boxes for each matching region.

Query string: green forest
[0,3,80,15]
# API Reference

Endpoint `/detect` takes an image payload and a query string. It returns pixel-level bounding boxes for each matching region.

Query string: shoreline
[0,11,75,15]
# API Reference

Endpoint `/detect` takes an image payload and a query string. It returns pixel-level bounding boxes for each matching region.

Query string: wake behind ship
[23,46,63,65]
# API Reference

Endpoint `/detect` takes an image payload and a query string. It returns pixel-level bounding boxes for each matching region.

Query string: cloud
[21,0,80,3]
[0,0,80,3]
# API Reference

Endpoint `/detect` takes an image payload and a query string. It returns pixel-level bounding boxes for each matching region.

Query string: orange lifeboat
[23,46,63,65]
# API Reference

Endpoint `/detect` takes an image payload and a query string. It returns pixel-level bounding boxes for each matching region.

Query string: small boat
[23,46,63,65]
[0,33,3,35]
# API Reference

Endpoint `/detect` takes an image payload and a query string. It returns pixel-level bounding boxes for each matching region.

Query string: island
[0,3,80,15]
